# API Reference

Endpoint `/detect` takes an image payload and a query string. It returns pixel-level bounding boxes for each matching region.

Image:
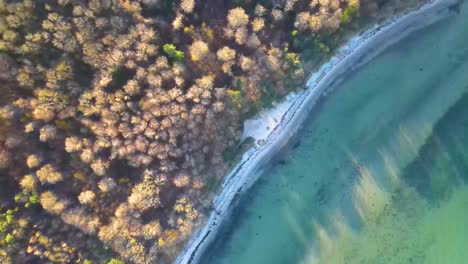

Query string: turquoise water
[202,3,468,264]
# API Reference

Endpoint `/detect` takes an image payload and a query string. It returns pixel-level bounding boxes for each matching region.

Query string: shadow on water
[300,90,468,264]
[402,90,468,202]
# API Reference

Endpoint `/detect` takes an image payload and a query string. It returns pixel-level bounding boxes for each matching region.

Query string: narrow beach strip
[176,0,460,263]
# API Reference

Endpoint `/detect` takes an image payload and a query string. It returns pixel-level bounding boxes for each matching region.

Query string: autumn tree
[189,40,209,62]
[36,164,64,185]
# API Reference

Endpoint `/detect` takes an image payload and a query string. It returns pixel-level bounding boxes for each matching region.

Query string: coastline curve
[175,0,460,263]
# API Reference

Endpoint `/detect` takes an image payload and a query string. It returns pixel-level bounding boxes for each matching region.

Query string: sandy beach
[175,0,460,263]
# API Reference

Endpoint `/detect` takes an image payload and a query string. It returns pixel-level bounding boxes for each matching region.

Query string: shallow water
[202,2,468,264]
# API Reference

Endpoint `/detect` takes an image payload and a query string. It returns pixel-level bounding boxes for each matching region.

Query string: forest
[0,0,424,263]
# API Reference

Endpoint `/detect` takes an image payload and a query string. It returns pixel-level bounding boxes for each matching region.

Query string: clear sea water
[202,2,468,264]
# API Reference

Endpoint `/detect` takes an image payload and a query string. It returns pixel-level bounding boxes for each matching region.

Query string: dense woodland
[0,0,424,263]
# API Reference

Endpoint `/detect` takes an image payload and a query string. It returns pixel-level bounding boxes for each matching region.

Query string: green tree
[341,5,359,25]
[227,90,242,110]
[107,258,125,264]
[0,209,17,246]
[163,44,185,61]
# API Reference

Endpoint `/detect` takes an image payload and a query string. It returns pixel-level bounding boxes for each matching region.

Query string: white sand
[242,93,297,143]
[175,0,460,263]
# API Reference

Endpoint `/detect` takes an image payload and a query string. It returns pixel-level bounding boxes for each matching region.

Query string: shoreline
[175,0,460,263]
